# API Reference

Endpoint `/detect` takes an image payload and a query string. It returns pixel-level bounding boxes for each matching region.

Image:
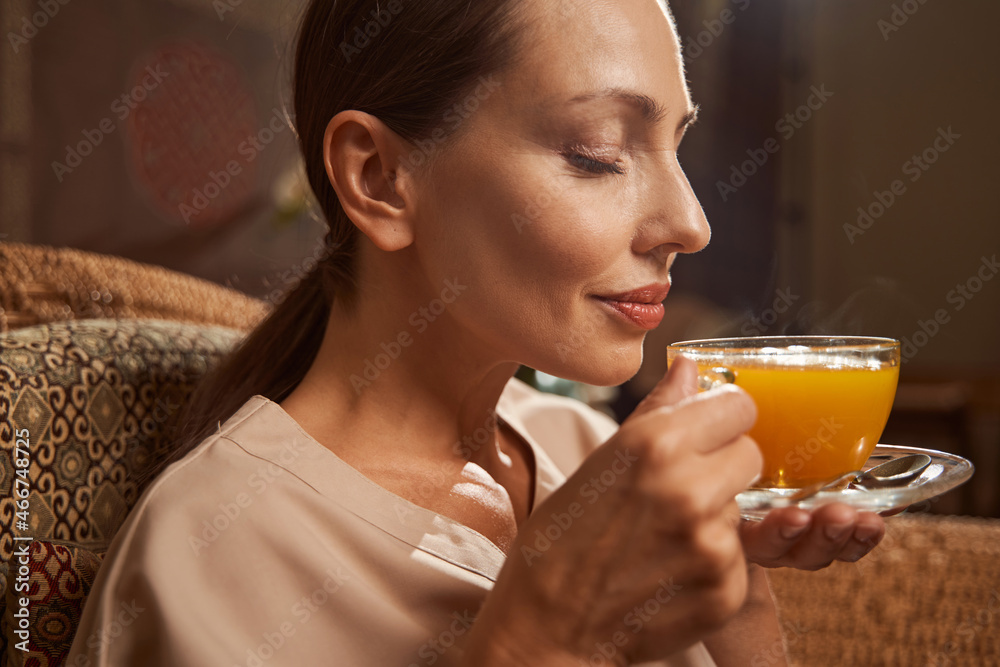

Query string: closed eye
[565,152,625,175]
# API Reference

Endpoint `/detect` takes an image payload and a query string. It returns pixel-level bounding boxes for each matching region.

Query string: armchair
[0,242,267,665]
[1,242,998,666]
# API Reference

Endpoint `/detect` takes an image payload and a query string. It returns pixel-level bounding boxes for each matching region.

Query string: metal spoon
[854,453,932,489]
[785,470,862,502]
[783,454,932,502]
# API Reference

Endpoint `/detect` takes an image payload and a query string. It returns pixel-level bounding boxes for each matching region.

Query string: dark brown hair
[146,0,528,485]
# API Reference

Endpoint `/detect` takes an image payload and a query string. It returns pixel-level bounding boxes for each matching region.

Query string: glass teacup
[666,336,900,489]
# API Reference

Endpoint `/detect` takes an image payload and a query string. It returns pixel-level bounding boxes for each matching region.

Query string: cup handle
[698,366,736,391]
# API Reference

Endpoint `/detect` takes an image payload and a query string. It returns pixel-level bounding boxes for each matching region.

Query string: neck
[280,255,520,467]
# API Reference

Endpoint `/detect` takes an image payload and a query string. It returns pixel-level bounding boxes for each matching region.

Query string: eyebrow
[564,87,699,132]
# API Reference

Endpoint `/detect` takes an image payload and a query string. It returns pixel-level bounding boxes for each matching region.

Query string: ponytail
[139,0,525,488]
[141,231,354,489]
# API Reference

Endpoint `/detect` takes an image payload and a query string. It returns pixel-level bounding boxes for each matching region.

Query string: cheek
[520,197,624,276]
[425,123,639,284]
[471,158,635,286]
[421,147,640,354]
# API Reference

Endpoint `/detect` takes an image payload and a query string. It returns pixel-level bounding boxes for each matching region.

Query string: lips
[600,284,671,304]
[593,282,670,330]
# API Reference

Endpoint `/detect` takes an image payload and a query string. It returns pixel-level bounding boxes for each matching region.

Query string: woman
[67,0,885,664]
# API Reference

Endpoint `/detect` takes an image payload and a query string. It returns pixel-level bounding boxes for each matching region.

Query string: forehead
[509,0,690,113]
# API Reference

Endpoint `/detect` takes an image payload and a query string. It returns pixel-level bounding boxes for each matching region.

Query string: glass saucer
[737,445,974,521]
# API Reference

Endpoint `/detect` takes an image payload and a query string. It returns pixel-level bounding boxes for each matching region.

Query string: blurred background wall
[0,0,320,301]
[658,0,1000,516]
[1,0,997,515]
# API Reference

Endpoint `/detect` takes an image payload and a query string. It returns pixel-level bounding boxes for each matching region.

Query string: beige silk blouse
[66,378,716,666]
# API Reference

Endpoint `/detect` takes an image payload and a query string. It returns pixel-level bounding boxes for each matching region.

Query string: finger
[650,435,762,519]
[739,507,812,566]
[782,503,859,570]
[630,383,759,457]
[644,511,746,585]
[835,512,886,563]
[699,434,764,501]
[628,356,699,422]
[723,499,743,532]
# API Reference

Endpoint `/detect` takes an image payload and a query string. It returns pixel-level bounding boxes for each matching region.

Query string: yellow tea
[718,362,899,487]
[667,336,901,489]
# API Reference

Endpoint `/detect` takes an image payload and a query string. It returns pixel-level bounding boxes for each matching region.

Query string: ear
[322,110,415,252]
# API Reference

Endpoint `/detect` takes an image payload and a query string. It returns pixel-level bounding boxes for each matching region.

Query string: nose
[632,154,711,260]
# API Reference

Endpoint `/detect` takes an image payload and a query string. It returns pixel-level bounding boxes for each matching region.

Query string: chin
[536,343,644,388]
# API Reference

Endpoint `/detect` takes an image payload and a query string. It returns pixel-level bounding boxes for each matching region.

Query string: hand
[739,503,886,570]
[464,357,763,666]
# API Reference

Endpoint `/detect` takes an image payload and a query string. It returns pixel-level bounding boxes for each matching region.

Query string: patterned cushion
[0,318,244,665]
[2,541,104,667]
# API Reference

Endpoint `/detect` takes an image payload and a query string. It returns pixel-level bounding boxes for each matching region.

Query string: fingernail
[839,548,866,563]
[854,524,881,544]
[780,523,809,540]
[824,521,852,541]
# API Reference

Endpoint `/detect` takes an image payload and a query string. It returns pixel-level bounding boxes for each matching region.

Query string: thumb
[627,355,699,422]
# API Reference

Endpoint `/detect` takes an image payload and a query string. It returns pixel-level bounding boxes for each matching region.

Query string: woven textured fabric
[2,541,105,667]
[0,318,245,665]
[0,241,270,333]
[769,513,1000,666]
[0,319,245,558]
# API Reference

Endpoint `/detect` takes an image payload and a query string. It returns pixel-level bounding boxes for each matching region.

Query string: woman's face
[409,0,710,386]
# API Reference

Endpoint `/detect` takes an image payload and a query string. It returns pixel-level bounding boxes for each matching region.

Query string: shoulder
[110,396,313,561]
[498,377,620,476]
[68,398,320,664]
